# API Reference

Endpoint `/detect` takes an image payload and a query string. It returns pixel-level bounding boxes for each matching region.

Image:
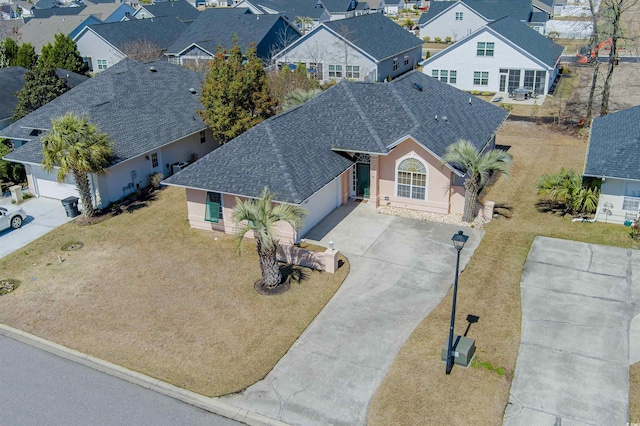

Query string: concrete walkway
[504,236,640,425]
[0,196,73,259]
[222,201,483,425]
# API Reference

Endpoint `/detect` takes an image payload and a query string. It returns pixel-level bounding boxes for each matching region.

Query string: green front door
[356,163,370,198]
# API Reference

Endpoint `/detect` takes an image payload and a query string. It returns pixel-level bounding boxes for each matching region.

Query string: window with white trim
[97,59,107,70]
[476,42,494,56]
[473,71,489,85]
[328,64,343,78]
[200,130,206,143]
[393,58,399,71]
[431,69,457,84]
[404,55,409,66]
[455,12,463,20]
[151,153,158,168]
[623,184,640,212]
[397,158,427,200]
[346,65,360,78]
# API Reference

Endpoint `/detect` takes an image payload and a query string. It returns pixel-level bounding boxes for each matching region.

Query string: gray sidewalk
[504,236,640,425]
[222,202,483,425]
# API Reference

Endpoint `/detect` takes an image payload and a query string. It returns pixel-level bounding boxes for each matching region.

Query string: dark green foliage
[13,66,69,120]
[39,33,88,75]
[198,39,278,144]
[3,38,18,66]
[15,43,37,69]
[537,168,600,215]
[268,63,319,108]
[0,140,25,183]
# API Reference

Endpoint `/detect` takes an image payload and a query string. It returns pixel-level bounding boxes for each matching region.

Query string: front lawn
[0,186,348,397]
[368,120,634,425]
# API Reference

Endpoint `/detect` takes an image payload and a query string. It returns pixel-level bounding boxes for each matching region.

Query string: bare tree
[585,0,602,123]
[121,39,163,62]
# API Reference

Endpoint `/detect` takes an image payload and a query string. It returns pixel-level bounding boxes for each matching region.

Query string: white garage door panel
[36,179,79,200]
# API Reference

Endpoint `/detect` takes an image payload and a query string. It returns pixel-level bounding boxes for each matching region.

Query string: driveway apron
[221,202,483,425]
[504,236,640,426]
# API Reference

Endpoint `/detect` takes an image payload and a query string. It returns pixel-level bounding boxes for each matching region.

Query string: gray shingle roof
[165,9,300,60]
[530,11,549,23]
[488,16,563,67]
[32,5,86,18]
[164,70,507,203]
[419,0,532,25]
[0,66,88,121]
[87,16,190,51]
[323,13,423,60]
[2,59,206,165]
[240,0,325,20]
[418,1,455,25]
[584,106,640,180]
[137,0,200,20]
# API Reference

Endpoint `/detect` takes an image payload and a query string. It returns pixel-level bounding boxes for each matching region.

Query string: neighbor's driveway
[504,236,640,426]
[222,201,483,425]
[0,196,73,259]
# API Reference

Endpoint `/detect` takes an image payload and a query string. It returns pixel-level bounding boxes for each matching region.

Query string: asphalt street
[0,334,241,426]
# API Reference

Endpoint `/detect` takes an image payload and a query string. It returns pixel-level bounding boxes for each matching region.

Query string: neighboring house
[33,0,59,9]
[0,59,217,208]
[0,66,88,131]
[132,0,200,21]
[15,1,35,18]
[165,9,301,66]
[31,5,87,19]
[583,105,640,225]
[362,0,385,13]
[163,70,508,241]
[234,0,370,29]
[75,16,190,72]
[273,13,422,83]
[384,0,412,15]
[421,17,564,96]
[1,3,21,19]
[418,0,533,41]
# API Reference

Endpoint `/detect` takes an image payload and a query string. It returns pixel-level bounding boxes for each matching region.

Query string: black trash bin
[61,196,80,218]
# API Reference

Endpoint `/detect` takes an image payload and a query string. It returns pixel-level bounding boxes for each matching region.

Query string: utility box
[61,196,80,218]
[441,335,476,367]
[9,185,23,203]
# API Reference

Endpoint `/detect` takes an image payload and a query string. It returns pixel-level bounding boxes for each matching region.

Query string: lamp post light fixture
[446,230,469,374]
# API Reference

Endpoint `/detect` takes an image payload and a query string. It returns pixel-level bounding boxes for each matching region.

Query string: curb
[0,324,289,426]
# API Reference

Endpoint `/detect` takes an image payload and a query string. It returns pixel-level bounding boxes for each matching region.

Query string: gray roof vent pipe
[189,88,196,94]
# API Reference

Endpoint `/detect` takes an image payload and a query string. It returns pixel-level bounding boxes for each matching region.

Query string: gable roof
[0,67,28,121]
[419,0,532,25]
[165,8,299,59]
[584,106,640,181]
[20,15,89,52]
[135,0,200,21]
[487,16,563,67]
[31,5,86,18]
[321,13,423,60]
[235,0,358,20]
[85,16,190,52]
[1,59,206,165]
[163,71,508,204]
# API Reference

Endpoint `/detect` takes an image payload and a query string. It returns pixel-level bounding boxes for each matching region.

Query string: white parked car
[0,205,26,231]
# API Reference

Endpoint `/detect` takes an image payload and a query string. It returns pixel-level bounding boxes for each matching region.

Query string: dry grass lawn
[0,186,348,397]
[368,120,635,425]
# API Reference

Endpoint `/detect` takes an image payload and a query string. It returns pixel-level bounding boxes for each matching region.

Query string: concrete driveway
[222,201,483,425]
[0,196,73,259]
[504,236,640,426]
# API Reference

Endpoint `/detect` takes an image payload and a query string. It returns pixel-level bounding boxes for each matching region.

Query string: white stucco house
[584,105,640,224]
[0,60,218,210]
[420,16,564,96]
[273,13,423,83]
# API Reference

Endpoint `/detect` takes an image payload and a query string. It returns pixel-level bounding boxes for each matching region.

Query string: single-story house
[418,0,533,42]
[583,105,640,224]
[0,59,218,209]
[420,16,564,96]
[74,16,190,72]
[164,8,301,66]
[163,70,508,242]
[0,66,88,131]
[273,12,423,83]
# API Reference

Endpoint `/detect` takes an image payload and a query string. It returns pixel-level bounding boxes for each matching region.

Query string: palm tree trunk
[257,239,282,288]
[462,181,479,223]
[72,169,96,217]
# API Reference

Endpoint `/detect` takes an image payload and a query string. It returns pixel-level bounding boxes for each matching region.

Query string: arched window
[397,158,427,200]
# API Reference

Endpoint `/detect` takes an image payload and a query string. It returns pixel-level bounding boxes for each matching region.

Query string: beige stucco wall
[376,138,454,214]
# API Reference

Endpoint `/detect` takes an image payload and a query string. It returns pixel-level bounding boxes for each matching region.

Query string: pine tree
[39,33,88,74]
[198,39,278,144]
[13,65,69,120]
[3,38,18,66]
[15,42,37,69]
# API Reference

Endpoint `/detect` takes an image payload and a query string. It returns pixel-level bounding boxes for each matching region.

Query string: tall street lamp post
[446,230,468,374]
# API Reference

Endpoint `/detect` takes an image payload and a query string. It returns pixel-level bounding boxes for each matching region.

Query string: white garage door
[35,178,79,200]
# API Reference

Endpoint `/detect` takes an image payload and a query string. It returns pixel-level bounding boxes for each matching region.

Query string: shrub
[500,103,514,113]
[445,36,452,43]
[425,51,431,59]
[536,168,600,215]
[481,91,492,96]
[423,36,431,43]
[434,37,442,43]
[147,172,164,189]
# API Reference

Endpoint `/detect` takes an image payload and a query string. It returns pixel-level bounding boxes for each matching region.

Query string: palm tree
[282,88,322,110]
[442,140,512,223]
[41,112,113,217]
[233,188,307,289]
[294,16,313,34]
[537,168,599,215]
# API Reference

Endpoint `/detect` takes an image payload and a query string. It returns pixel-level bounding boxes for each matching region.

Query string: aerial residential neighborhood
[0,0,639,424]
